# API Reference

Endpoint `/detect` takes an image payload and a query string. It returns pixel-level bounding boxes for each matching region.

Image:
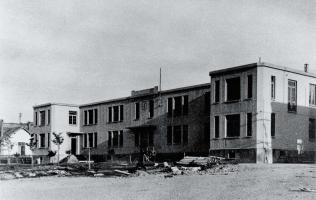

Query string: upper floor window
[47,110,50,125]
[108,105,123,123]
[149,100,154,118]
[271,76,276,100]
[83,109,98,125]
[69,111,77,125]
[40,111,46,126]
[39,133,46,148]
[167,95,188,117]
[247,75,253,99]
[226,77,240,101]
[214,80,220,103]
[309,84,316,106]
[135,102,140,120]
[35,112,38,126]
[204,92,210,114]
[288,80,297,112]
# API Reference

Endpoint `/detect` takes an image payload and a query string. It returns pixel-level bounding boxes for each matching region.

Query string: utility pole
[19,113,22,124]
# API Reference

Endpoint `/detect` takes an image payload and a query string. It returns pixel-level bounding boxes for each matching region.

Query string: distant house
[0,120,32,156]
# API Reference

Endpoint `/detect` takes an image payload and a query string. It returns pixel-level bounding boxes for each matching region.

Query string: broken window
[226,114,240,137]
[215,80,220,103]
[149,100,154,118]
[288,80,297,112]
[309,118,316,141]
[309,84,316,106]
[226,77,240,101]
[40,111,46,126]
[271,113,276,137]
[214,116,219,138]
[173,126,182,145]
[167,126,172,145]
[271,76,276,100]
[135,102,140,120]
[183,125,188,145]
[247,75,253,99]
[247,113,252,137]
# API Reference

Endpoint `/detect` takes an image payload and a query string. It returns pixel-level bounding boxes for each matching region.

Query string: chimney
[304,63,308,73]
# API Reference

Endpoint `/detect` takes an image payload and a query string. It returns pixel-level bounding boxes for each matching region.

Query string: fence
[0,155,33,165]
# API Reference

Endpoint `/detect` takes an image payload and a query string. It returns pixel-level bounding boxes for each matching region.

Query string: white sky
[0,0,315,122]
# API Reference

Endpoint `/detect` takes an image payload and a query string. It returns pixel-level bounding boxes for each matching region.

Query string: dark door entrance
[71,138,77,155]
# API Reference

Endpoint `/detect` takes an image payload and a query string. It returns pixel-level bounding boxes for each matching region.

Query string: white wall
[0,129,32,156]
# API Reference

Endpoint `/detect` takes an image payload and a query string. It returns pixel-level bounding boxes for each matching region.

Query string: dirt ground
[0,164,315,200]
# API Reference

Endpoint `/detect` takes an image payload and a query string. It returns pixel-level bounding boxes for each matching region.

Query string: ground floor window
[166,125,189,145]
[83,132,97,148]
[309,118,316,141]
[226,114,240,137]
[40,133,45,148]
[108,130,123,148]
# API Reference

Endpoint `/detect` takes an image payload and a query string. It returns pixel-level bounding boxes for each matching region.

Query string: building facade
[79,84,210,162]
[31,103,80,163]
[209,62,316,163]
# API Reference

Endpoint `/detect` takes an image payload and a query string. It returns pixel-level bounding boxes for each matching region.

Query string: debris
[171,166,183,175]
[164,174,173,178]
[114,170,131,176]
[290,187,316,193]
[28,173,36,177]
[14,172,24,178]
[135,170,149,176]
[176,156,225,167]
[94,173,104,177]
[163,162,170,168]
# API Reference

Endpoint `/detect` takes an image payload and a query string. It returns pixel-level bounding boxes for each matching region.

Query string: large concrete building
[29,62,316,163]
[79,84,210,162]
[209,62,316,163]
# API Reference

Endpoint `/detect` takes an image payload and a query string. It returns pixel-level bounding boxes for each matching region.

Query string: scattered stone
[14,172,23,178]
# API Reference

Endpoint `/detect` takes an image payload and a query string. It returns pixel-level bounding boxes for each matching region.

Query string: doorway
[71,137,77,155]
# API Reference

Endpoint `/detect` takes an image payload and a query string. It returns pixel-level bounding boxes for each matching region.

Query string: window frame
[225,77,241,102]
[271,76,276,100]
[309,84,316,106]
[225,114,240,138]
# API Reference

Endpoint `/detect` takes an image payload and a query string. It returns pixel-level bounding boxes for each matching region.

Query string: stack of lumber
[176,156,225,167]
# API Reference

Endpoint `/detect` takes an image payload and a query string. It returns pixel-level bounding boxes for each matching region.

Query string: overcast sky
[0,0,315,123]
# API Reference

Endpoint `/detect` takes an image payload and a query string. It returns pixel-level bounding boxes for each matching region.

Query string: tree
[52,132,64,165]
[0,134,13,164]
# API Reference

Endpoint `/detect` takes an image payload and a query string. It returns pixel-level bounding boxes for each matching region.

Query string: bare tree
[0,134,13,164]
[52,132,64,165]
[26,135,37,167]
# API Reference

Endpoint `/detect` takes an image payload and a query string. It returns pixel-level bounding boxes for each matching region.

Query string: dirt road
[1,164,315,200]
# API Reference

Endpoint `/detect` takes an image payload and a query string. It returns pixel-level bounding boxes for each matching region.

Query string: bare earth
[0,164,315,200]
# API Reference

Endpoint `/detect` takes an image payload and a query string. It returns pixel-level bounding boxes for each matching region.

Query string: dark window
[167,98,173,117]
[35,112,38,126]
[69,111,77,125]
[108,132,112,147]
[119,131,123,147]
[88,133,93,148]
[94,132,98,147]
[40,134,45,148]
[40,111,45,126]
[47,110,50,125]
[271,76,276,100]
[47,133,50,148]
[135,102,140,120]
[226,77,240,101]
[167,126,172,145]
[108,107,112,122]
[226,114,240,137]
[247,75,253,99]
[94,109,98,124]
[214,116,219,138]
[135,132,139,147]
[183,95,189,115]
[174,96,182,116]
[173,126,182,145]
[119,105,124,121]
[113,106,119,122]
[113,131,118,147]
[309,118,316,141]
[271,113,275,137]
[204,92,210,114]
[20,144,25,156]
[215,80,220,103]
[84,111,87,125]
[247,113,252,136]
[149,100,154,118]
[288,80,297,112]
[84,134,87,148]
[183,125,188,145]
[88,110,93,125]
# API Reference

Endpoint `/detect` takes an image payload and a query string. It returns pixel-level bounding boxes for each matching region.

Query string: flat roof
[33,102,79,109]
[79,83,210,108]
[209,62,316,78]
